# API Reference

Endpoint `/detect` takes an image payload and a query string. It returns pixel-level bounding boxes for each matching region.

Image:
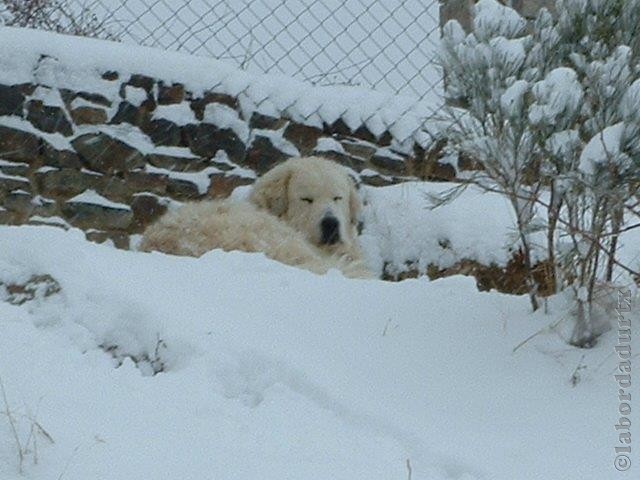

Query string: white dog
[140,156,372,278]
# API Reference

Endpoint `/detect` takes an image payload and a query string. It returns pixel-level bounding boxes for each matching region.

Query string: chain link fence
[65,0,443,102]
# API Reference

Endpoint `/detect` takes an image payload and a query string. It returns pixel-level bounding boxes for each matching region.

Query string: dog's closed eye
[301,197,314,204]
[333,196,342,202]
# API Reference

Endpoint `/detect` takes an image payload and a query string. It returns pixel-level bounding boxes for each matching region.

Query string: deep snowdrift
[0,226,636,480]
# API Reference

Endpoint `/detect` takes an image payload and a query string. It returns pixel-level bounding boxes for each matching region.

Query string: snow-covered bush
[0,0,118,40]
[439,0,640,347]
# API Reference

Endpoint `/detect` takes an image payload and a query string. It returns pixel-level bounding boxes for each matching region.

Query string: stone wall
[0,49,460,250]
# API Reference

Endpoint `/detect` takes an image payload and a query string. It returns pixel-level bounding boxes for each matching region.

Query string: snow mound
[0,225,633,480]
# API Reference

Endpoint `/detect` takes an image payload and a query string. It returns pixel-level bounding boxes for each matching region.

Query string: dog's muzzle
[320,216,340,245]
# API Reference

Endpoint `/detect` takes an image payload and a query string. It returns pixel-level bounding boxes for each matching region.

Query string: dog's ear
[348,176,362,226]
[250,161,295,217]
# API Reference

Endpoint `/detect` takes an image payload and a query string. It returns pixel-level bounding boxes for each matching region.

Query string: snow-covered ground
[0,222,637,480]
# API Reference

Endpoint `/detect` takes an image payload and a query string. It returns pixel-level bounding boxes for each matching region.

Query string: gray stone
[166,178,202,200]
[95,175,133,203]
[35,168,103,199]
[146,153,208,172]
[0,84,25,116]
[72,133,145,173]
[183,123,246,163]
[370,152,406,175]
[110,101,153,127]
[144,118,183,147]
[124,171,168,195]
[0,161,29,177]
[59,89,112,108]
[0,174,30,193]
[62,201,133,230]
[41,142,83,168]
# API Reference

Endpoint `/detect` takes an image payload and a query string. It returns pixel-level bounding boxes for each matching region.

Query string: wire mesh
[72,0,443,101]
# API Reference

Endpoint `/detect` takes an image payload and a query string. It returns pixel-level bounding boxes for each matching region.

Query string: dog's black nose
[321,216,340,245]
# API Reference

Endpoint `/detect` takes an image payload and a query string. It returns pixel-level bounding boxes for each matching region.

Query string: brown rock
[440,0,475,33]
[26,100,73,136]
[3,190,33,221]
[102,71,119,81]
[0,125,41,164]
[191,93,238,120]
[340,139,377,160]
[124,171,168,195]
[125,74,155,93]
[351,125,378,144]
[283,123,323,156]
[458,152,483,171]
[70,106,108,125]
[2,274,61,305]
[245,135,290,174]
[207,174,254,199]
[323,118,352,137]
[72,133,145,173]
[0,207,16,224]
[249,112,287,130]
[110,100,154,127]
[131,193,168,231]
[430,162,456,181]
[360,173,396,187]
[85,230,130,250]
[157,82,185,105]
[35,168,103,199]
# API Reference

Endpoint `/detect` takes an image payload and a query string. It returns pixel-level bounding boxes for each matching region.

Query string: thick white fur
[140,156,372,278]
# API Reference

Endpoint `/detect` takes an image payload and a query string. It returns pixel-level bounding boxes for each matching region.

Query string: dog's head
[249,156,362,250]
